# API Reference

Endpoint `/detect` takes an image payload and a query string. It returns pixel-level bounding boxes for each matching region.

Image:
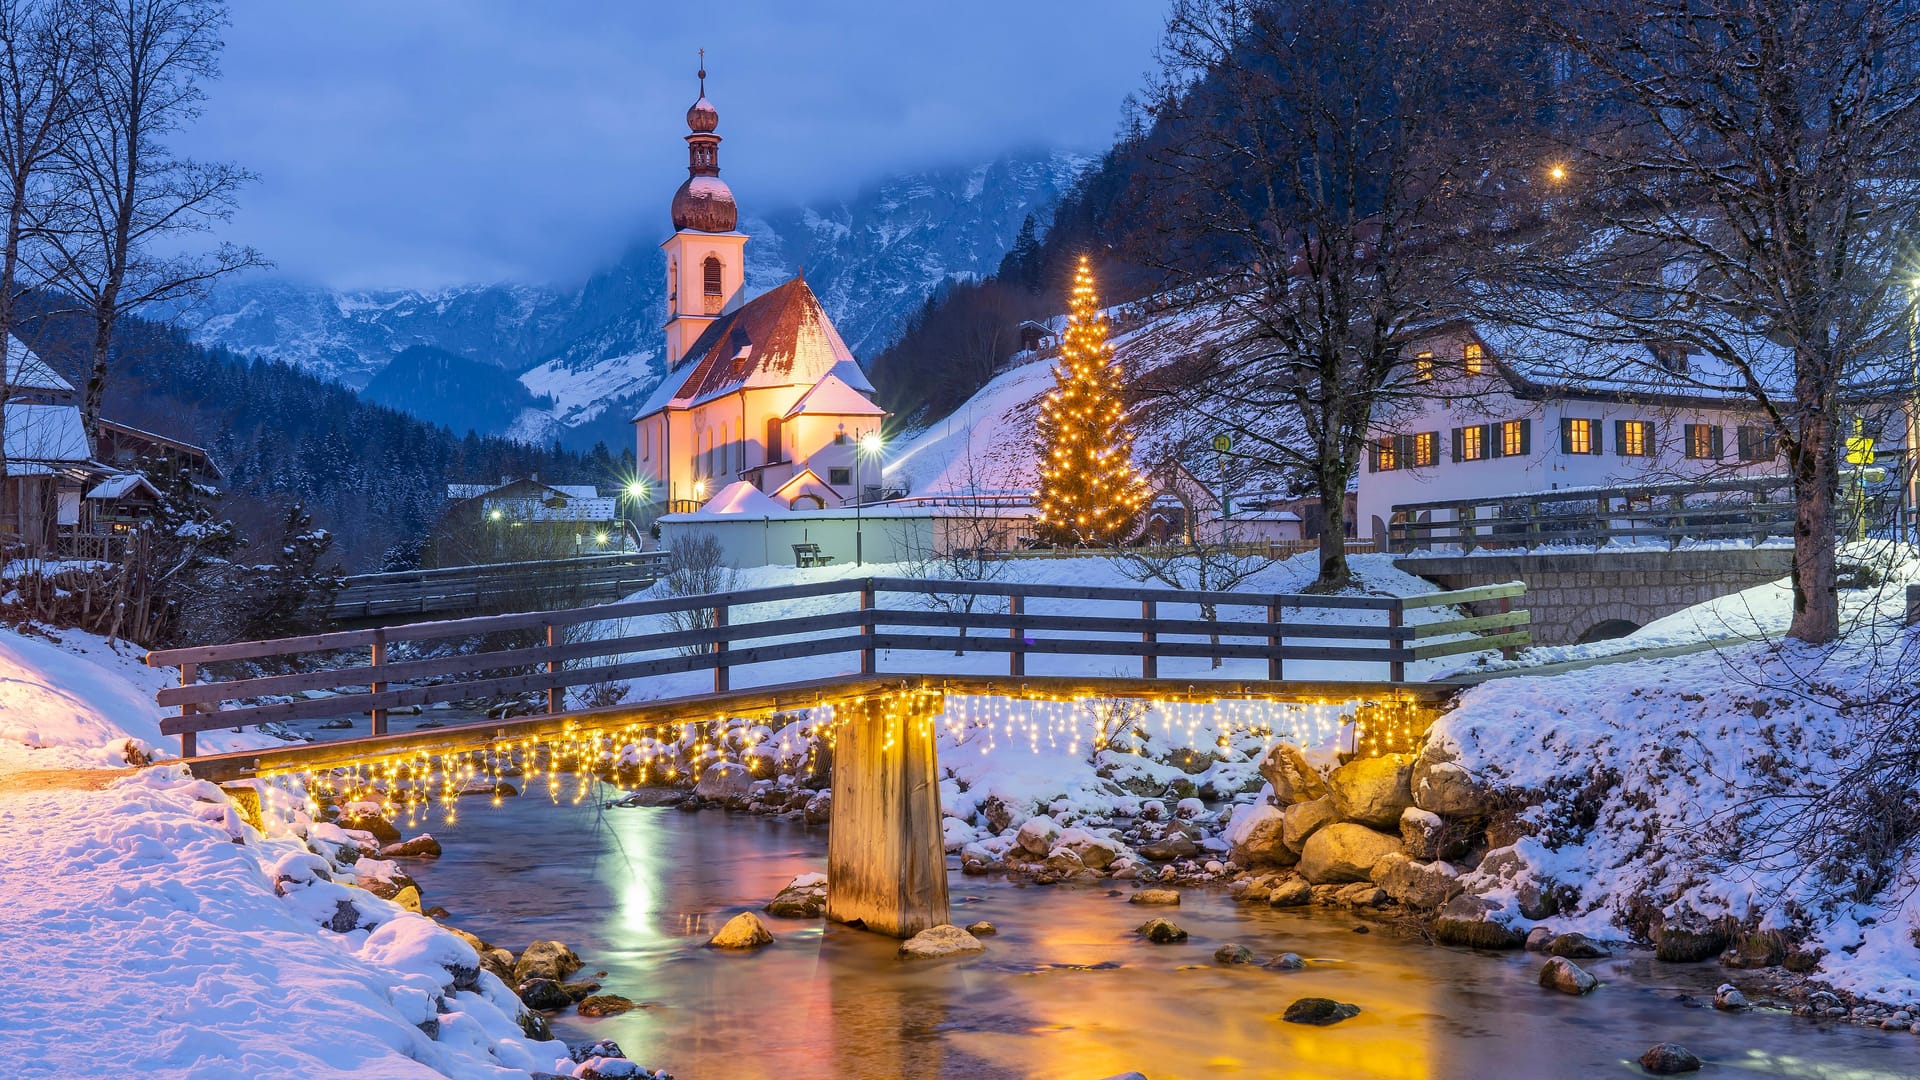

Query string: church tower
[662,60,748,368]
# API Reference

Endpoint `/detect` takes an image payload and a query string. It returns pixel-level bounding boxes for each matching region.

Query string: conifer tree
[1034,256,1146,545]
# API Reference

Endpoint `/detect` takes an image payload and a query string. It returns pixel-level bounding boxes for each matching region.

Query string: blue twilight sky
[175,1,1167,290]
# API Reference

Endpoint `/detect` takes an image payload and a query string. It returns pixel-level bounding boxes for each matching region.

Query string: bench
[793,543,835,568]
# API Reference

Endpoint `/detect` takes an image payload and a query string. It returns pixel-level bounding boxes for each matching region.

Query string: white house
[632,69,886,514]
[1356,321,1783,543]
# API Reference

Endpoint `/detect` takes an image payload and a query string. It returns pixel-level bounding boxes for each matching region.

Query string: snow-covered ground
[1429,543,1920,1006]
[0,626,631,1079]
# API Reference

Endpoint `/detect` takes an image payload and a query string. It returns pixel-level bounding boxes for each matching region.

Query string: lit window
[1686,424,1721,460]
[1618,420,1650,457]
[1463,342,1485,375]
[1457,425,1485,461]
[1414,351,1435,381]
[1501,420,1526,457]
[1563,418,1594,455]
[1411,431,1438,468]
[1376,436,1399,471]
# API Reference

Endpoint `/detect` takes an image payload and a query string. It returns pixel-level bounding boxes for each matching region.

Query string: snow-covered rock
[1298,823,1403,884]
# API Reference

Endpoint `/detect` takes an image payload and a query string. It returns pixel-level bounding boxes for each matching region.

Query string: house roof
[697,479,788,515]
[6,335,72,395]
[86,472,160,500]
[770,467,841,504]
[784,372,886,419]
[635,276,876,418]
[96,418,222,479]
[5,403,89,463]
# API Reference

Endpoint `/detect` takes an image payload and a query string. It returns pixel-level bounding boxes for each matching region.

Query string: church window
[704,256,723,296]
[829,467,851,486]
[766,418,783,462]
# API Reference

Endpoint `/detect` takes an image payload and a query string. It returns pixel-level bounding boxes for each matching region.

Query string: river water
[408,794,1914,1080]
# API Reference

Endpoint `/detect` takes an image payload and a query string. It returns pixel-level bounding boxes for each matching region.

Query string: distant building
[632,68,887,514]
[433,478,630,563]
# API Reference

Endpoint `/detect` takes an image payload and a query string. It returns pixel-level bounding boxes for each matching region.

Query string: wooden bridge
[327,551,669,624]
[147,576,1526,937]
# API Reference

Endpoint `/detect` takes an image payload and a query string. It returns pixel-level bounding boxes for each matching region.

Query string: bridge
[327,551,668,625]
[1388,477,1795,644]
[146,575,1526,938]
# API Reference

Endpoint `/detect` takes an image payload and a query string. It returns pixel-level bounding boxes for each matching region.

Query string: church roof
[784,372,885,419]
[697,479,788,516]
[635,276,873,418]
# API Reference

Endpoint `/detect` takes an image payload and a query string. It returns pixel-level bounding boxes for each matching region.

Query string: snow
[5,403,91,464]
[697,480,789,516]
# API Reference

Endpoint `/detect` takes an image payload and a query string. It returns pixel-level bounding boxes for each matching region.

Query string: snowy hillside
[170,150,1090,449]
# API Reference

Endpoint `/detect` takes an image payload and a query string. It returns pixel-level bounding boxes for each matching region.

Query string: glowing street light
[855,430,884,566]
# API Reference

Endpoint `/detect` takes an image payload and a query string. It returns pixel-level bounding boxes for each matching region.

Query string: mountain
[170,149,1090,451]
[361,345,548,437]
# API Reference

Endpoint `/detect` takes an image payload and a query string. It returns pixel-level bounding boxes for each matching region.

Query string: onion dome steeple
[671,54,737,233]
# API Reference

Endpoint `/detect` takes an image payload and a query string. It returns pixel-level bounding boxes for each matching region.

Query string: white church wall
[659,508,938,568]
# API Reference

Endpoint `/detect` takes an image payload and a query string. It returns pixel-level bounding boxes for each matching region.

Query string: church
[632,68,886,514]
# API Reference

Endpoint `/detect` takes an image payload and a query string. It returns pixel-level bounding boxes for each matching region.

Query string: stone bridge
[1395,548,1794,645]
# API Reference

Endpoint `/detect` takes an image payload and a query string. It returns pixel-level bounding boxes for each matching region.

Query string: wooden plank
[824,695,950,938]
[1410,630,1533,660]
[1396,582,1527,610]
[1410,609,1531,639]
[865,576,1398,611]
[868,607,1403,643]
[866,632,1409,665]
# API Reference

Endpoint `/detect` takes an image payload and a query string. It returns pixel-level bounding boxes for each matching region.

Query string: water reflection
[410,795,1914,1080]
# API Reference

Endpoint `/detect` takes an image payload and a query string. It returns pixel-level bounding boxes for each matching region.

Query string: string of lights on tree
[244,687,1432,828]
[1033,255,1149,546]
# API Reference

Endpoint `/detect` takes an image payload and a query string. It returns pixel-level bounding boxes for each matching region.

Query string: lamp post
[855,431,883,566]
[623,478,648,551]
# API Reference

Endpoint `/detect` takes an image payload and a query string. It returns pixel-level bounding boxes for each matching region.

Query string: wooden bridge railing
[329,550,670,622]
[145,576,1528,757]
[1389,475,1795,553]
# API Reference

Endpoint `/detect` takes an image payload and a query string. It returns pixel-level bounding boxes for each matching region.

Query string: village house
[1356,320,1791,546]
[632,71,886,515]
[430,477,630,565]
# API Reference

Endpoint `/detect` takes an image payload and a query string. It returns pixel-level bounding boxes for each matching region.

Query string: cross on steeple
[698,48,706,94]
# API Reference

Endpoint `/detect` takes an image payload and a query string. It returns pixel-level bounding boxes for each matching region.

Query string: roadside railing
[146,576,1527,757]
[329,550,669,621]
[1389,476,1795,553]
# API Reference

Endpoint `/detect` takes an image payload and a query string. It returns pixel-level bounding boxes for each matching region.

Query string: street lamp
[855,431,883,566]
[620,478,648,551]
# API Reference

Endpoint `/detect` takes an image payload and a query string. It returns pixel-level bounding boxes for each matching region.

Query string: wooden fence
[989,540,1378,562]
[328,550,669,622]
[146,576,1526,757]
[1389,476,1795,552]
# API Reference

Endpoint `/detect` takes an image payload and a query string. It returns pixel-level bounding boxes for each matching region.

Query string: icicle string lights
[256,689,1433,825]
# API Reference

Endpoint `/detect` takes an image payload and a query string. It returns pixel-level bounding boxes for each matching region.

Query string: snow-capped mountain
[171,149,1090,450]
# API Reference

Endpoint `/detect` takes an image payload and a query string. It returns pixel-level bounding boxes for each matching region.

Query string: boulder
[1370,853,1461,910]
[379,834,443,859]
[707,911,775,949]
[1327,753,1415,829]
[1474,846,1559,921]
[1282,797,1339,853]
[1652,922,1729,963]
[1264,952,1306,971]
[1720,929,1786,969]
[694,763,754,805]
[1136,917,1188,943]
[562,981,603,1002]
[1057,828,1121,870]
[1214,943,1257,965]
[390,884,423,914]
[1431,894,1525,949]
[1398,807,1446,861]
[965,921,996,936]
[517,978,573,1011]
[764,874,827,918]
[480,948,516,984]
[803,791,833,827]
[513,940,583,984]
[1410,740,1492,817]
[1281,998,1361,1026]
[1638,1044,1701,1075]
[1713,983,1749,1011]
[1226,803,1296,869]
[1266,878,1313,908]
[1298,823,1403,884]
[1016,815,1062,856]
[1138,834,1199,861]
[1547,933,1608,960]
[1334,882,1387,908]
[1539,956,1598,995]
[1128,888,1181,906]
[1525,926,1555,952]
[576,995,640,1018]
[339,812,401,845]
[898,924,987,958]
[1259,743,1329,804]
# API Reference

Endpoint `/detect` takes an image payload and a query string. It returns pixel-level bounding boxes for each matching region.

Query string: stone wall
[1396,548,1793,645]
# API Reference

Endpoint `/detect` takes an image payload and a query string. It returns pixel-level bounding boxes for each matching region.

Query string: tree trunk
[1787,408,1839,644]
[1314,471,1351,591]
[82,302,113,443]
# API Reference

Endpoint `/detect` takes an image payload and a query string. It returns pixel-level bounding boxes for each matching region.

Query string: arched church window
[704,256,723,295]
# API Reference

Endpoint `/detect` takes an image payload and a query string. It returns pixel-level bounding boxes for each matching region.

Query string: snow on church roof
[696,479,788,516]
[784,373,884,419]
[634,277,871,419]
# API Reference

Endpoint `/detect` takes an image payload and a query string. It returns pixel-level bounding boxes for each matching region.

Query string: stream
[405,792,1917,1080]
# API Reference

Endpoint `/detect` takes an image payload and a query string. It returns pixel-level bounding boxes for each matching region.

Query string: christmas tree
[1034,256,1147,545]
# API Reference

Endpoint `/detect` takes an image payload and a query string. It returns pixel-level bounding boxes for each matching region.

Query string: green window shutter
[1710,425,1723,458]
[1396,434,1414,468]
[1737,426,1753,460]
[1614,419,1628,457]
[1486,423,1502,459]
[1683,424,1698,457]
[1518,419,1532,455]
[1559,416,1574,455]
[1591,420,1604,455]
[1644,421,1656,456]
[1451,427,1464,462]
[1369,440,1381,471]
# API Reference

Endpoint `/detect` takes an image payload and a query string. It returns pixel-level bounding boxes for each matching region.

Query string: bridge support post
[825,692,949,938]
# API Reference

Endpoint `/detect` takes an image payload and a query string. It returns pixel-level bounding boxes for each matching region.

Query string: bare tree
[40,0,264,439]
[659,533,736,656]
[1118,529,1265,669]
[0,0,88,521]
[1502,0,1920,643]
[1134,0,1529,590]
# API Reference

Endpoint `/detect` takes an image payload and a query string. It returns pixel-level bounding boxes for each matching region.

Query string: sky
[176,1,1167,291]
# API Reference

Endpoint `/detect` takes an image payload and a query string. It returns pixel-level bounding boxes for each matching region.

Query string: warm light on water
[410,794,1915,1080]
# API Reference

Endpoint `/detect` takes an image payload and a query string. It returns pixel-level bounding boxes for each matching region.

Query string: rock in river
[513,940,582,984]
[1214,943,1256,965]
[707,911,775,949]
[763,873,827,918]
[517,978,572,1011]
[899,924,987,958]
[1282,998,1361,1025]
[1638,1043,1702,1074]
[1127,888,1181,906]
[1298,823,1403,884]
[1136,917,1188,943]
[966,921,997,936]
[1547,932,1609,959]
[575,995,640,1018]
[1539,956,1599,995]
